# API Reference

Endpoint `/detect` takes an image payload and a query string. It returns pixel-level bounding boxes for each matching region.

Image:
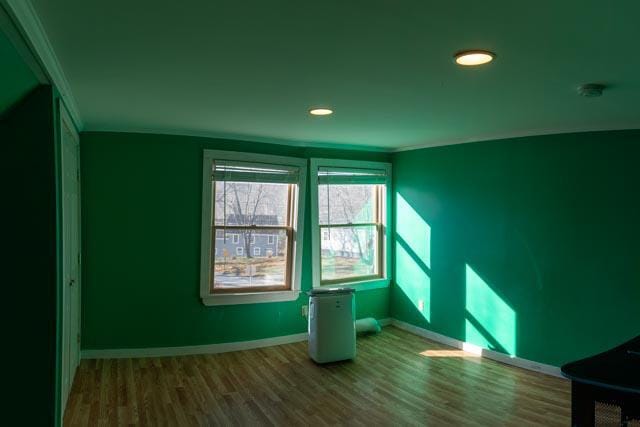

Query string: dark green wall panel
[80,132,390,350]
[391,130,640,367]
[4,85,57,425]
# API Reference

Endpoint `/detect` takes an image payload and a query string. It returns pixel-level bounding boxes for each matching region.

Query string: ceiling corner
[2,0,83,130]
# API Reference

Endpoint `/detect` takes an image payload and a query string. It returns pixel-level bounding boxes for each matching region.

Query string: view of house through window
[211,162,297,292]
[317,167,386,284]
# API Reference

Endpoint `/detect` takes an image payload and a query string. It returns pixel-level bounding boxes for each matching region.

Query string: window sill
[316,278,390,292]
[201,290,300,306]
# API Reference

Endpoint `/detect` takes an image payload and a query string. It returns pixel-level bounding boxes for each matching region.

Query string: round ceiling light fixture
[309,108,333,116]
[454,50,495,66]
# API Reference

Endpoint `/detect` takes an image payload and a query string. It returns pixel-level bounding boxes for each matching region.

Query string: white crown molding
[89,126,394,153]
[2,0,83,130]
[0,4,47,83]
[390,319,563,378]
[392,125,640,153]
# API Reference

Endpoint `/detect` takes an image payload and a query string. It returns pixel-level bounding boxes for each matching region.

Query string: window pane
[213,228,288,290]
[320,225,378,281]
[318,184,377,225]
[214,181,289,226]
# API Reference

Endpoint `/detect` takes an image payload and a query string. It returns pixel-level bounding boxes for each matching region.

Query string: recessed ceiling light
[454,50,495,66]
[309,108,333,116]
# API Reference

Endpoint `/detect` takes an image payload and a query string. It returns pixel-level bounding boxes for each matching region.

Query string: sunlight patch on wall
[396,242,431,322]
[465,265,516,356]
[396,194,430,268]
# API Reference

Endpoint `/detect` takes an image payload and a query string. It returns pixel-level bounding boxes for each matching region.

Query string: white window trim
[236,247,243,256]
[231,234,239,244]
[199,149,307,306]
[309,158,392,291]
[254,247,261,256]
[267,235,275,244]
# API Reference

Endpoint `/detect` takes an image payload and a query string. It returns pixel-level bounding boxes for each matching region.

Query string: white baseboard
[82,332,309,359]
[390,319,563,378]
[378,317,392,326]
[82,316,563,379]
[81,317,393,359]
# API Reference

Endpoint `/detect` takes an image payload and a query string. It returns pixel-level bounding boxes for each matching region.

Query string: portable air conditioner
[307,288,356,363]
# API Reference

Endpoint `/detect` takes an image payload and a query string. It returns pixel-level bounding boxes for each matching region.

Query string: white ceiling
[26,0,640,150]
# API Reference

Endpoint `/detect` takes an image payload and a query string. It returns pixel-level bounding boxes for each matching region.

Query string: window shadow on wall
[394,191,518,359]
[394,194,432,323]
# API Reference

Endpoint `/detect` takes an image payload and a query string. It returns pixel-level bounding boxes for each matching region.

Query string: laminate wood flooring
[64,326,570,426]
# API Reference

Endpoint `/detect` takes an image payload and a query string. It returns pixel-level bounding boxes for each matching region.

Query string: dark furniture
[561,336,640,426]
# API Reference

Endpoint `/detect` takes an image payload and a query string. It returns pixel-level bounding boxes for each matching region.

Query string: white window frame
[309,158,392,291]
[231,234,239,244]
[254,247,261,256]
[267,235,275,245]
[200,150,307,306]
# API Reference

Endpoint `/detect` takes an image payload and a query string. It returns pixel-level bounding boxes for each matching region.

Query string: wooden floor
[64,326,571,426]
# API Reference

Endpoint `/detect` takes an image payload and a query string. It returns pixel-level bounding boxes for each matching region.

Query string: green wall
[4,85,58,425]
[391,130,640,367]
[0,28,39,116]
[82,128,640,366]
[80,132,390,350]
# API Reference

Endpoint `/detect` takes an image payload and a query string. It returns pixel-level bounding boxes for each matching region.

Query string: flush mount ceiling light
[454,50,495,66]
[309,108,333,116]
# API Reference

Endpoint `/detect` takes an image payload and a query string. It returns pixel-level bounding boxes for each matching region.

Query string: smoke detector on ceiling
[578,83,605,97]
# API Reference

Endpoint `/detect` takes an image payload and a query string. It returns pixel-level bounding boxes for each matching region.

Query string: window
[310,159,391,290]
[200,150,306,305]
[267,235,275,245]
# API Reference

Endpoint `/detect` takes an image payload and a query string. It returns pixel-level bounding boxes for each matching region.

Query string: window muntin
[211,176,295,293]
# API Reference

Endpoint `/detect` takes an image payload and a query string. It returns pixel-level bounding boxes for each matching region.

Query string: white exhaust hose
[355,317,382,334]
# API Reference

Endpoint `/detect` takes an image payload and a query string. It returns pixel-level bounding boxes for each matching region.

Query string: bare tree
[218,182,267,258]
[330,186,375,266]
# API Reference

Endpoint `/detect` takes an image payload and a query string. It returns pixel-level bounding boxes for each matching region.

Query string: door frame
[59,99,81,418]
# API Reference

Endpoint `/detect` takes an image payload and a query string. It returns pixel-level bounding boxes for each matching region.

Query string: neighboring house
[214,214,281,258]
